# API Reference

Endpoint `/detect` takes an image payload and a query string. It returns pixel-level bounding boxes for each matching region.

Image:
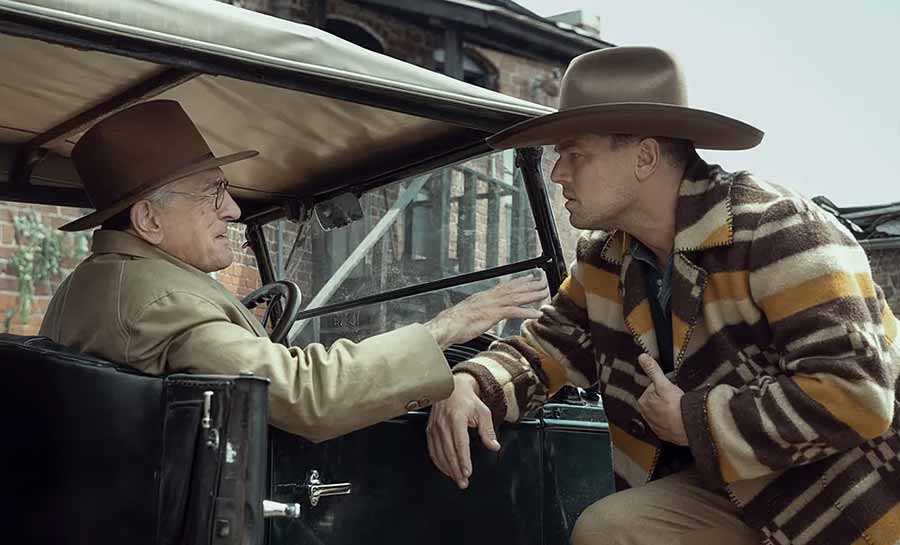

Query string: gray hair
[144,185,175,207]
[100,184,175,230]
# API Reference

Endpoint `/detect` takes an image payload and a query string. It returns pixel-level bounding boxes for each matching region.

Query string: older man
[426,47,900,545]
[40,100,547,443]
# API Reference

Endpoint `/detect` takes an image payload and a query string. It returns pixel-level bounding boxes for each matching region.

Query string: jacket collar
[91,229,209,278]
[89,229,268,337]
[599,158,735,264]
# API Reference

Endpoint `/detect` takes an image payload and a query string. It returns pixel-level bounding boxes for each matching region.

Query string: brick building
[865,242,900,308]
[0,0,610,335]
[814,198,900,313]
[4,0,898,337]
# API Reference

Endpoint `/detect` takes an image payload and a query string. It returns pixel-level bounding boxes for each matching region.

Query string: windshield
[263,150,543,346]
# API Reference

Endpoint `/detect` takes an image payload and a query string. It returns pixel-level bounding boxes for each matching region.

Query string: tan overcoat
[40,230,453,442]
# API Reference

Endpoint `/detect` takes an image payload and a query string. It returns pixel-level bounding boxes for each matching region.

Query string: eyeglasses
[164,180,229,210]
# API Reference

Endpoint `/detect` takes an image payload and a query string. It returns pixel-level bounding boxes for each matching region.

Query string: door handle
[307,470,352,507]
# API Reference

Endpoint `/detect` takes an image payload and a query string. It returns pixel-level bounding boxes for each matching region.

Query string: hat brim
[486,103,763,151]
[59,149,258,232]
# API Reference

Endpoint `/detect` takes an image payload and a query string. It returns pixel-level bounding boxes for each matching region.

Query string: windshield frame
[244,147,566,340]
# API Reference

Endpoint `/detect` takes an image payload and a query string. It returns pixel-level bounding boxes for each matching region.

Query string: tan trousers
[571,468,763,545]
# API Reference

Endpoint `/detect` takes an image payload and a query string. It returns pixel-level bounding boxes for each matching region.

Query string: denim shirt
[630,240,675,372]
[631,240,694,468]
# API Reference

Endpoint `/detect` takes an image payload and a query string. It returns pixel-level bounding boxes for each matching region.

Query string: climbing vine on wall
[3,213,89,332]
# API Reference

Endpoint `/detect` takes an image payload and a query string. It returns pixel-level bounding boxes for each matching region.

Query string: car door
[260,151,614,544]
[540,395,615,544]
[265,389,615,545]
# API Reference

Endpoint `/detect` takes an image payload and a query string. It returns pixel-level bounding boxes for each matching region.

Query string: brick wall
[223,1,584,266]
[227,0,440,68]
[34,1,900,346]
[215,224,264,300]
[328,0,439,67]
[471,46,581,268]
[0,1,587,337]
[863,244,900,314]
[13,0,893,338]
[473,47,563,108]
[0,204,90,335]
[0,201,258,335]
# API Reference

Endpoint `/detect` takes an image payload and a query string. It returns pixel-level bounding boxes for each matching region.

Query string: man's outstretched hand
[424,276,547,349]
[427,373,499,489]
[424,276,546,488]
[637,353,688,446]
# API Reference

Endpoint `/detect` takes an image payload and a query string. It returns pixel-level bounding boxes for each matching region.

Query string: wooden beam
[510,168,528,262]
[312,0,328,28]
[443,26,463,80]
[0,184,88,208]
[486,184,500,268]
[425,171,451,272]
[270,0,294,21]
[457,170,476,272]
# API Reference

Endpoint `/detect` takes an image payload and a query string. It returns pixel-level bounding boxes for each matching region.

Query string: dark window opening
[324,18,384,54]
[433,48,498,90]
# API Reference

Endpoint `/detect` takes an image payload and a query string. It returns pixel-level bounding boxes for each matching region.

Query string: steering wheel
[241,280,303,345]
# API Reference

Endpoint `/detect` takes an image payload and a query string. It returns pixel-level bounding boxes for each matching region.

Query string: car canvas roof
[0,0,553,217]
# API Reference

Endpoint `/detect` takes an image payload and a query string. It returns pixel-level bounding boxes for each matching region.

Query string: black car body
[0,1,613,543]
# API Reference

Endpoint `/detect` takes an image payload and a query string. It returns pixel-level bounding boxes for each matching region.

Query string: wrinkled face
[550,134,638,231]
[153,168,241,272]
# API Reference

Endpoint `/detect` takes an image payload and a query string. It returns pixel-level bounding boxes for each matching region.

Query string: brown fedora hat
[60,100,258,231]
[487,47,763,151]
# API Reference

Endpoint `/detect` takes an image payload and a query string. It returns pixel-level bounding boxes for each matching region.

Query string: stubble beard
[569,205,619,232]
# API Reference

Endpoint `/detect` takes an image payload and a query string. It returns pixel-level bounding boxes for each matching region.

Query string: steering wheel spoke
[241,280,303,344]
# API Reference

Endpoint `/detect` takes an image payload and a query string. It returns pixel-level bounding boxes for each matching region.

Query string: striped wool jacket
[457,159,900,545]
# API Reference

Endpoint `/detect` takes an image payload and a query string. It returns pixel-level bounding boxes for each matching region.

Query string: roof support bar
[9,147,47,187]
[24,67,198,154]
[9,67,197,191]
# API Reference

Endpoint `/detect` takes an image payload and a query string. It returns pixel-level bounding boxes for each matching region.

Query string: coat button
[405,398,430,411]
[627,418,646,438]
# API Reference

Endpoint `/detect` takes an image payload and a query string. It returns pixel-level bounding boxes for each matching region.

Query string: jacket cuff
[681,386,726,489]
[453,361,508,430]
[371,323,454,406]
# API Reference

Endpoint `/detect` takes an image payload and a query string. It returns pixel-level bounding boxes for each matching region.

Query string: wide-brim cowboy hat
[60,100,258,232]
[487,46,763,151]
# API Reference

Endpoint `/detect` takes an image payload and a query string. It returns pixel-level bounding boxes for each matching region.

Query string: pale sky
[516,0,900,207]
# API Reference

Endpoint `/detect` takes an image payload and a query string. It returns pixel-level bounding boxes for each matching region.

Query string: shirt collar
[630,237,658,267]
[630,237,673,276]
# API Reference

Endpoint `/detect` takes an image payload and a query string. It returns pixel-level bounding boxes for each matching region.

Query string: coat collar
[599,158,735,265]
[603,158,732,373]
[90,229,237,297]
[90,229,268,337]
[91,229,207,277]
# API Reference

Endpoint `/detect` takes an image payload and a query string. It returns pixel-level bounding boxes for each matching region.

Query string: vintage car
[0,1,613,544]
